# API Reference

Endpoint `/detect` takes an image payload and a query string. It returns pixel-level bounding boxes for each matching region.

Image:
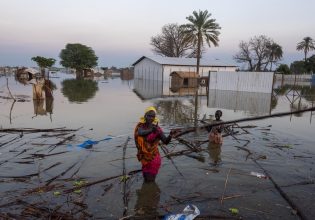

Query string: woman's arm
[160,132,172,145]
[137,125,155,136]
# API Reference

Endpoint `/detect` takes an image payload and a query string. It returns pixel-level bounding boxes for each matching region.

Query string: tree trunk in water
[41,67,45,77]
[76,69,83,79]
[194,32,202,128]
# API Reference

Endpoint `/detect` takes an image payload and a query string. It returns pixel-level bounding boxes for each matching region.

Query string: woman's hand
[170,129,180,138]
[152,126,157,132]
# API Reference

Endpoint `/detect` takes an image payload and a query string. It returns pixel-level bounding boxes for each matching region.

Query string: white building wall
[209,71,274,93]
[134,58,163,81]
[134,57,237,98]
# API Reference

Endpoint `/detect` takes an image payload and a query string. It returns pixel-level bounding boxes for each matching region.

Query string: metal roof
[132,56,237,67]
[170,71,199,78]
[25,68,39,75]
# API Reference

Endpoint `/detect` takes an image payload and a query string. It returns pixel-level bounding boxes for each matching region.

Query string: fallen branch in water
[160,149,193,158]
[48,134,76,153]
[0,135,20,148]
[45,161,80,186]
[122,137,131,217]
[42,162,62,172]
[0,172,39,179]
[161,144,184,177]
[253,160,308,220]
[233,146,252,160]
[22,151,68,159]
[176,137,201,152]
[6,78,16,101]
[174,107,315,138]
[0,127,80,133]
[63,169,142,194]
[280,180,314,188]
[220,168,232,205]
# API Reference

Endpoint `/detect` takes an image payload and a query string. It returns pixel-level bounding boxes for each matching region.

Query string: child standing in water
[209,110,223,144]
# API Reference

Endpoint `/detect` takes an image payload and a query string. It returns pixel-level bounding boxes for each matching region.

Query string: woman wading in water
[134,106,176,182]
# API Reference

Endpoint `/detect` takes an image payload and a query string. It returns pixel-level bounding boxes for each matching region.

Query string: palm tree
[296,37,315,62]
[267,43,283,71]
[182,10,221,75]
[182,10,220,127]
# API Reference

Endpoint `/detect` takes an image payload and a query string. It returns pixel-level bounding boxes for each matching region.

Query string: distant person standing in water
[134,106,175,182]
[208,110,223,144]
[208,110,224,166]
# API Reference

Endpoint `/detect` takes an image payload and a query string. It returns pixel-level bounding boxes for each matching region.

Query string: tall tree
[181,10,221,75]
[31,56,56,75]
[290,60,307,74]
[305,54,315,73]
[296,37,315,62]
[151,23,193,57]
[59,43,98,79]
[182,10,220,126]
[266,42,283,71]
[234,35,282,71]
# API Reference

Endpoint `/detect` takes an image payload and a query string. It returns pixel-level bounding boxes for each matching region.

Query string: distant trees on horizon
[234,35,283,72]
[150,9,315,74]
[28,19,315,75]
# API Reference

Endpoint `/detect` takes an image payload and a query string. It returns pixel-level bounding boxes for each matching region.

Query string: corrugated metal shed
[132,56,237,98]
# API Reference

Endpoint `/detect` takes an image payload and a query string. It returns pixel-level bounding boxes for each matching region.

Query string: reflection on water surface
[1,72,315,139]
[1,71,315,218]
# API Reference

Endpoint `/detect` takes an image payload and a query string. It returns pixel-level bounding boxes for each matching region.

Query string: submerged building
[132,56,237,99]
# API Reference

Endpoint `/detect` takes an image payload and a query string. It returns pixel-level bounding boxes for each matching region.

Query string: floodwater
[0,71,315,219]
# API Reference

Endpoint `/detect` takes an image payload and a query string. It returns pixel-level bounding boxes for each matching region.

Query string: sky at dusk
[1,0,314,68]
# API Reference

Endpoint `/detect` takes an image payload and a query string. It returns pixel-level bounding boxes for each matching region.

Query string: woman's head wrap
[139,106,159,124]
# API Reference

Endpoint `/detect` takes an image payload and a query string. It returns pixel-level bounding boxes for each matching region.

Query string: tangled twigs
[63,169,142,194]
[0,127,80,133]
[220,168,232,204]
[174,107,315,138]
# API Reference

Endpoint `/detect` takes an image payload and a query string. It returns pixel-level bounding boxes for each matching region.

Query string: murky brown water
[0,72,314,219]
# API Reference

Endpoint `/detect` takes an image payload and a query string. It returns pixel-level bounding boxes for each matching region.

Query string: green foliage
[275,64,291,75]
[61,79,98,103]
[31,56,56,68]
[290,60,307,74]
[234,35,283,71]
[300,85,315,102]
[296,37,315,61]
[305,54,315,73]
[266,42,283,71]
[59,43,98,71]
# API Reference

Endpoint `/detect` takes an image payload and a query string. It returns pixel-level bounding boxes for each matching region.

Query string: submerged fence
[275,74,312,82]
